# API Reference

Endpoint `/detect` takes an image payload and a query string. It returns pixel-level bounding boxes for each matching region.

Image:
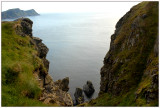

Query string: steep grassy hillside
[2,21,48,106]
[82,1,158,106]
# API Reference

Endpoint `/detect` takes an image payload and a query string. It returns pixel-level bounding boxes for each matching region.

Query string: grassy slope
[2,21,49,106]
[81,1,158,106]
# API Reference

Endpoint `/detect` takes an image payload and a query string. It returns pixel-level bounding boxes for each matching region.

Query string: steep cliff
[2,8,39,19]
[2,18,73,106]
[86,1,158,106]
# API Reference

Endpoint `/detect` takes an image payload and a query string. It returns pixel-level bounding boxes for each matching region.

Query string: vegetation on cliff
[2,18,73,106]
[2,1,158,107]
[2,20,47,106]
[2,8,39,19]
[83,1,158,106]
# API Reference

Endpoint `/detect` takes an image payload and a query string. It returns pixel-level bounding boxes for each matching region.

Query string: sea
[2,13,119,101]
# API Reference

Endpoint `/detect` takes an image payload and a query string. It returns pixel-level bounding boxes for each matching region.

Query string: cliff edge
[86,1,158,106]
[2,18,73,106]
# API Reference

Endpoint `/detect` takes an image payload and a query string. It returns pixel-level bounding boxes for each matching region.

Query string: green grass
[87,87,156,106]
[1,21,49,106]
[87,90,136,106]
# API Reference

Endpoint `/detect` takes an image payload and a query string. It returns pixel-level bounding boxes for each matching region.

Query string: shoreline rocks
[73,81,95,105]
[74,88,84,105]
[55,77,69,92]
[83,81,95,98]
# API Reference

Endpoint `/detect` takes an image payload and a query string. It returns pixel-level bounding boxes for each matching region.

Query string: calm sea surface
[3,13,118,101]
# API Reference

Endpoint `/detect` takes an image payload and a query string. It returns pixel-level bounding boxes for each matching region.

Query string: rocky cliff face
[99,2,158,106]
[14,18,73,106]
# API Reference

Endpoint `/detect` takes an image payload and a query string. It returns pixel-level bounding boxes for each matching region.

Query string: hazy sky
[2,2,140,14]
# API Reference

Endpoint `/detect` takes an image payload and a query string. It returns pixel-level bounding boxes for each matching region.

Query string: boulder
[83,81,95,97]
[55,77,69,92]
[74,88,84,105]
[60,77,69,92]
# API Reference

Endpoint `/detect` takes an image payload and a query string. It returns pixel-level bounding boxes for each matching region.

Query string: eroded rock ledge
[15,18,73,106]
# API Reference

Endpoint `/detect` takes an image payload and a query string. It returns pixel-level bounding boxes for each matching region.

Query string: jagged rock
[37,42,49,58]
[83,81,95,97]
[33,37,42,44]
[15,18,33,37]
[44,84,53,93]
[60,77,69,92]
[21,21,32,36]
[39,76,73,106]
[45,74,54,85]
[55,77,69,92]
[41,76,73,106]
[40,85,73,106]
[21,18,33,25]
[31,36,49,59]
[74,88,84,105]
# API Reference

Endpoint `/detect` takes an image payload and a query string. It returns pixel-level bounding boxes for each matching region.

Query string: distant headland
[2,8,39,19]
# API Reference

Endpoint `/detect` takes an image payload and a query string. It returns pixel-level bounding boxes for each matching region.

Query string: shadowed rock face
[83,81,95,98]
[37,42,49,58]
[74,88,84,105]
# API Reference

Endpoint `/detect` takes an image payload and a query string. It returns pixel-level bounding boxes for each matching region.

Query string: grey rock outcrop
[37,40,49,58]
[83,81,95,97]
[55,77,69,92]
[74,88,84,105]
[39,77,73,106]
[15,18,33,37]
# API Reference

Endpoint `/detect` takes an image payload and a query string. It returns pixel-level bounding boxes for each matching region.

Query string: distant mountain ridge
[2,8,39,19]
